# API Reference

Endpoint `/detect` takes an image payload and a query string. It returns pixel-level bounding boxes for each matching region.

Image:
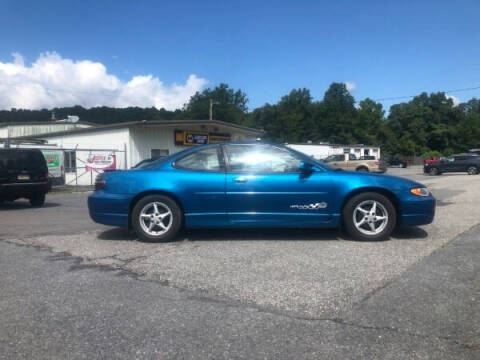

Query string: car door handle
[234,177,248,183]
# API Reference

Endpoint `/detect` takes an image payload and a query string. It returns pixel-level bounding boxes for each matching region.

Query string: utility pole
[209,99,220,121]
[209,99,213,121]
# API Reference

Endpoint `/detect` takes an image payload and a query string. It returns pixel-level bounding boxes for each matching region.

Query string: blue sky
[1,0,480,111]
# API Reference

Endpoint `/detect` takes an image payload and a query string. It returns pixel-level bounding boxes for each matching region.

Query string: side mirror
[299,161,314,173]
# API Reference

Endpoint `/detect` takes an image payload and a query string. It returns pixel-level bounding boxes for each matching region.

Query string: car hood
[333,171,427,190]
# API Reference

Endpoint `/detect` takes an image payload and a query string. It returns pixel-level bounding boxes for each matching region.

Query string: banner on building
[85,153,117,171]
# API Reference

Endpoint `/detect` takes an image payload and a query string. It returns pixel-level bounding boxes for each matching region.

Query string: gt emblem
[290,202,327,210]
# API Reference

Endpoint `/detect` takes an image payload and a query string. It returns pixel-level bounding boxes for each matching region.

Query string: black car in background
[424,153,480,175]
[385,156,408,168]
[0,149,51,206]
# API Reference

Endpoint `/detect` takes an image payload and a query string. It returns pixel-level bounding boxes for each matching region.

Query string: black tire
[429,167,440,176]
[132,195,182,242]
[342,192,396,241]
[29,193,46,207]
[467,166,478,175]
[356,167,369,172]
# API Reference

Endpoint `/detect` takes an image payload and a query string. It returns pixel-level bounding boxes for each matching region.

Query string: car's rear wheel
[356,167,369,172]
[132,195,182,242]
[29,193,45,207]
[429,167,440,176]
[467,166,478,175]
[343,192,396,241]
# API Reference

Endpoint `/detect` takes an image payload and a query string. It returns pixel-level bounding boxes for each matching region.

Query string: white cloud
[0,52,208,110]
[345,81,356,92]
[446,94,460,106]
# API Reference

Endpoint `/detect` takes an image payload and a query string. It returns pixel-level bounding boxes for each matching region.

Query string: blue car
[88,142,435,242]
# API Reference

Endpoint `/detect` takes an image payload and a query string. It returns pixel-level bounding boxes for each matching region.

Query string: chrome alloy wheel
[353,200,389,236]
[139,201,173,236]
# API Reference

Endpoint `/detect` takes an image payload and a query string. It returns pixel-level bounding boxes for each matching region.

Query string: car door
[453,156,469,172]
[440,157,456,173]
[172,146,227,227]
[223,144,332,227]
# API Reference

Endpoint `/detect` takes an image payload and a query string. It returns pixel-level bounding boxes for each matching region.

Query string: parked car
[469,148,480,155]
[323,153,386,173]
[423,153,480,175]
[385,156,408,168]
[88,142,435,242]
[0,148,51,206]
[423,157,440,165]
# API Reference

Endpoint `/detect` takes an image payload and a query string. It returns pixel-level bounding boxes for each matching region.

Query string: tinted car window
[175,147,221,171]
[0,150,46,171]
[224,145,301,173]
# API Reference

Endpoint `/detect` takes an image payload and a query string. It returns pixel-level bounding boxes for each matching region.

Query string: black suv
[385,156,408,168]
[0,149,51,206]
[424,154,480,176]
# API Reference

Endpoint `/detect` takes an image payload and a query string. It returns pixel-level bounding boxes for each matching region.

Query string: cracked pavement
[0,167,479,359]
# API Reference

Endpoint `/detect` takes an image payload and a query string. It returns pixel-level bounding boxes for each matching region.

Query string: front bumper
[399,195,436,226]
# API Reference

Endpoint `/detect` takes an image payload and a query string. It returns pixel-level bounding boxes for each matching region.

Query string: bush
[422,150,442,158]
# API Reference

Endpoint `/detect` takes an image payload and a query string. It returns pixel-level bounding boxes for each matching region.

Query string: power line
[374,86,480,102]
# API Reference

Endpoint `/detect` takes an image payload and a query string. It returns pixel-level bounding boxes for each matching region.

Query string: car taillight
[95,174,106,191]
[375,161,380,165]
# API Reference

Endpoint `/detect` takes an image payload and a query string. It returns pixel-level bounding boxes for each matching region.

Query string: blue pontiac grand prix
[88,142,435,242]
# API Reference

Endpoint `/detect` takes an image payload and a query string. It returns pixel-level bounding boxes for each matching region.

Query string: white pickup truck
[323,153,387,173]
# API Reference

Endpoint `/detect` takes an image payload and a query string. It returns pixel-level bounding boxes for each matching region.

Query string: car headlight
[411,187,430,197]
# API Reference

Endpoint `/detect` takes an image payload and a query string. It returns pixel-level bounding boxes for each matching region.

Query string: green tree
[183,83,248,124]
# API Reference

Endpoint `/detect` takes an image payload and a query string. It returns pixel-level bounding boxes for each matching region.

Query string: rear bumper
[0,181,51,199]
[88,191,130,228]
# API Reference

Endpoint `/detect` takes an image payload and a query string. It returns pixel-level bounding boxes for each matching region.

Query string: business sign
[174,130,231,145]
[208,133,231,143]
[41,150,64,178]
[184,132,208,145]
[85,153,117,171]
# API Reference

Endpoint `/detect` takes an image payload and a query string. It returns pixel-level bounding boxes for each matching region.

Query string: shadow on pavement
[0,201,61,210]
[180,228,343,242]
[391,227,428,240]
[97,228,137,241]
[96,226,429,243]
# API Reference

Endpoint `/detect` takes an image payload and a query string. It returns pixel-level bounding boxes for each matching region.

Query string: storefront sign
[174,130,231,145]
[184,132,208,145]
[208,133,231,143]
[85,153,117,171]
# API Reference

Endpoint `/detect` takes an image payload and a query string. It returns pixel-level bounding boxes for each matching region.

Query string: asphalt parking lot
[1,166,479,359]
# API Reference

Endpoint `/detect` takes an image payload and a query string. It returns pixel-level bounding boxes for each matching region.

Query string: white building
[286,143,381,160]
[17,119,262,185]
[0,120,95,139]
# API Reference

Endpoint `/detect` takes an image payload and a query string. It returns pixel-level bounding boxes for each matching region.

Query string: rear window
[0,150,47,171]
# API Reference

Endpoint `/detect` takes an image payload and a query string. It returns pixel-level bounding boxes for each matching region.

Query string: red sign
[85,154,117,171]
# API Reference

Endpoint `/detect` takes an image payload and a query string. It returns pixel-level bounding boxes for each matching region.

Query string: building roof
[0,121,98,128]
[286,142,380,148]
[15,119,263,139]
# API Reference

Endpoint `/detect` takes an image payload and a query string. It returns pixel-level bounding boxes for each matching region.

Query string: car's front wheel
[132,195,182,242]
[429,167,440,176]
[343,192,396,241]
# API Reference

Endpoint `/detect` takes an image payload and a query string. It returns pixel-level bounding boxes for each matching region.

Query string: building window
[151,149,169,159]
[343,148,351,154]
[355,148,361,153]
[64,150,76,173]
